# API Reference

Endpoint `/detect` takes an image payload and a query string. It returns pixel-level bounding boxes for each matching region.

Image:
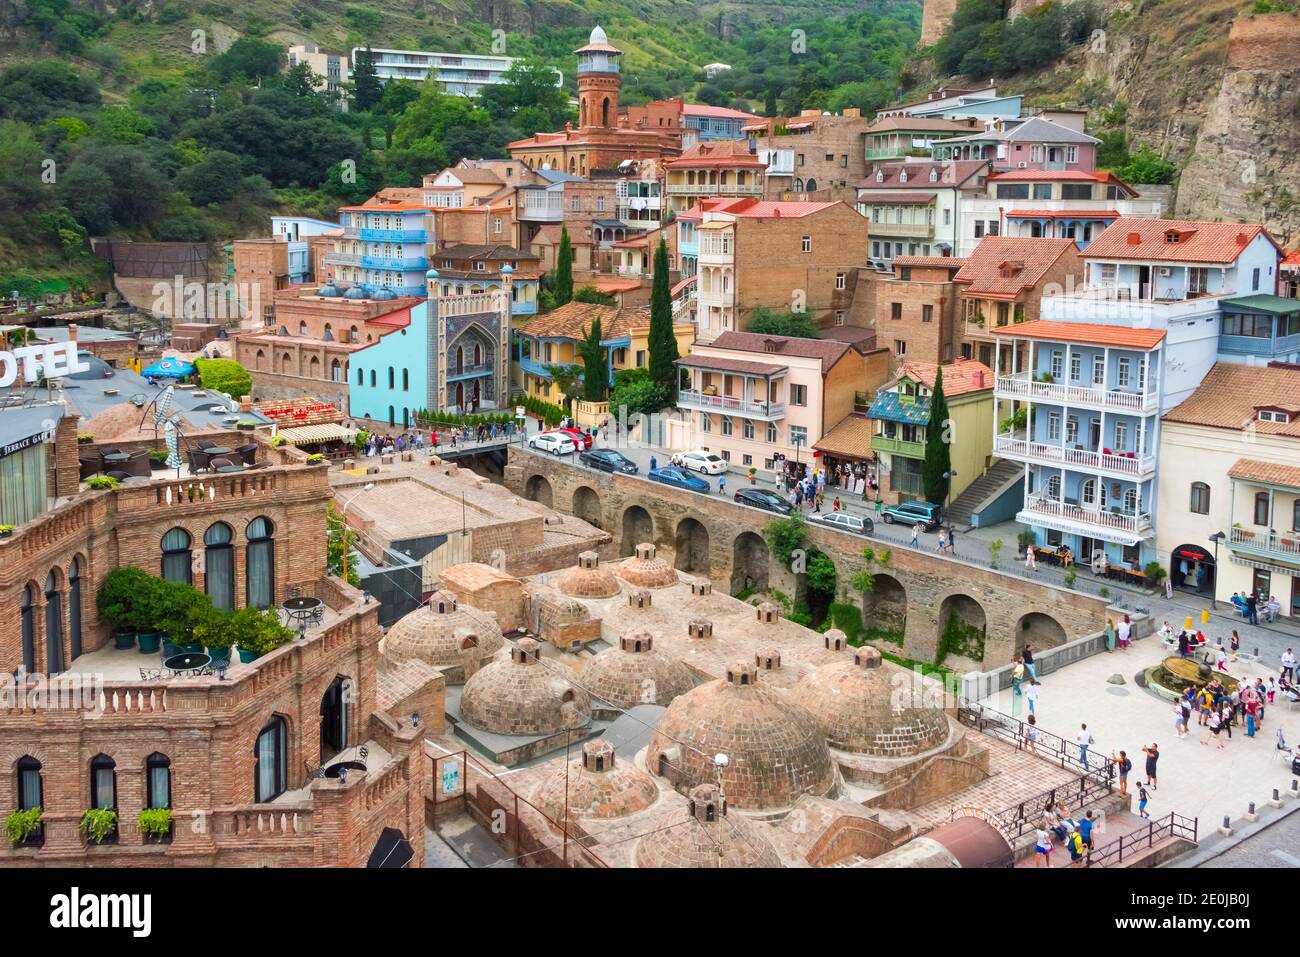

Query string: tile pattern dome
[459,638,592,735]
[580,628,694,708]
[531,739,659,825]
[615,543,679,589]
[383,590,505,668]
[634,784,782,868]
[555,551,622,599]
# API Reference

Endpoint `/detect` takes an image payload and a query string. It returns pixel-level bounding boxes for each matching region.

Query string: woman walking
[1104,618,1116,653]
[1116,614,1132,652]
[1025,546,1037,573]
[1024,713,1039,754]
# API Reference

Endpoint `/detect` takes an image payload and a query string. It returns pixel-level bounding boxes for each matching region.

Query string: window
[1033,183,1053,200]
[1224,313,1272,338]
[974,221,985,239]
[1047,412,1061,441]
[90,754,117,812]
[203,523,235,611]
[1255,491,1271,526]
[766,423,778,443]
[146,753,171,810]
[1050,351,1063,381]
[995,183,1030,200]
[722,417,733,436]
[943,208,951,226]
[20,584,35,673]
[835,272,846,290]
[246,517,275,610]
[17,757,42,818]
[1117,357,1131,388]
[891,302,903,321]
[922,305,934,324]
[254,717,288,803]
[1260,409,1291,423]
[742,454,753,466]
[1113,421,1128,452]
[1253,267,1261,292]
[743,420,755,439]
[1061,183,1092,201]
[789,384,808,406]
[1065,415,1079,444]
[43,571,63,674]
[835,310,846,326]
[161,528,192,585]
[790,426,808,448]
[1190,482,1210,515]
[1070,354,1081,382]
[895,339,907,356]
[1046,475,1062,499]
[700,412,711,433]
[1092,354,1105,386]
[68,557,82,661]
[635,349,646,368]
[801,236,811,253]
[1066,145,1079,163]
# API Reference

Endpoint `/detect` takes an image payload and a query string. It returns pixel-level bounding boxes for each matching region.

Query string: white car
[678,450,728,475]
[529,432,576,455]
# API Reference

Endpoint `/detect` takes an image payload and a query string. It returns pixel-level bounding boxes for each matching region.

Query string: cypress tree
[553,226,574,305]
[647,237,678,398]
[578,318,608,402]
[922,365,952,506]
[350,48,383,113]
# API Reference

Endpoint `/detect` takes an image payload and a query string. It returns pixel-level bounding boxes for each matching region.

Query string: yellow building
[515,301,695,406]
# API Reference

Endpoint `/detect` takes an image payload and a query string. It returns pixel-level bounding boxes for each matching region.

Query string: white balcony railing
[1020,494,1152,535]
[994,434,1155,477]
[1040,288,1228,326]
[994,374,1158,414]
[1228,527,1300,559]
[677,389,784,419]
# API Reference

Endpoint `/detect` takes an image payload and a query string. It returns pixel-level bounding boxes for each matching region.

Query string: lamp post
[338,483,374,585]
[943,469,958,511]
[713,752,729,869]
[1208,531,1226,609]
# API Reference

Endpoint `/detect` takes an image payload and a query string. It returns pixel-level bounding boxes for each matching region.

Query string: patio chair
[123,449,152,478]
[78,456,101,480]
[187,449,211,473]
[210,457,234,470]
[198,440,217,450]
[245,460,271,470]
[235,443,258,465]
[138,668,165,681]
[105,470,131,481]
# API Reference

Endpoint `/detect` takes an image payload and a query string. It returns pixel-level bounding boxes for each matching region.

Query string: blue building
[681,104,758,141]
[326,198,430,298]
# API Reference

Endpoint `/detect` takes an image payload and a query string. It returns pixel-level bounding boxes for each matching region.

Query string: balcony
[868,221,935,238]
[358,254,429,271]
[666,183,763,196]
[994,434,1155,478]
[520,199,563,222]
[994,374,1158,414]
[1228,527,1300,566]
[325,252,362,267]
[446,362,495,380]
[871,434,925,459]
[358,228,426,244]
[1019,493,1153,542]
[1040,288,1228,326]
[677,390,784,420]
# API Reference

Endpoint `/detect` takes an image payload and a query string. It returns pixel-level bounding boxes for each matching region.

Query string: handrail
[1085,812,1198,868]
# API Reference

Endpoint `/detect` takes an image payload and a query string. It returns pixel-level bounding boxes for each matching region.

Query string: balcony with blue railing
[679,239,698,258]
[511,299,538,316]
[447,362,496,381]
[518,356,552,379]
[359,254,430,271]
[358,228,428,244]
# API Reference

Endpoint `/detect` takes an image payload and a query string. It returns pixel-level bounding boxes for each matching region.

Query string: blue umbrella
[142,357,196,380]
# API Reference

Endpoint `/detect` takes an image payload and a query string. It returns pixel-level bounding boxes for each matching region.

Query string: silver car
[810,511,874,536]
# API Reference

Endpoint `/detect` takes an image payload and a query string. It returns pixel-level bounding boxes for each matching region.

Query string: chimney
[68,323,78,342]
[1236,232,1249,246]
[974,369,985,388]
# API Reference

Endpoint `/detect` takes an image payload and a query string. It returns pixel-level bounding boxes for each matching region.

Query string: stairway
[946,459,1022,529]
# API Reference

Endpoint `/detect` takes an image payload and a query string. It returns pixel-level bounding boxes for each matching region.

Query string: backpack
[1121,757,1132,775]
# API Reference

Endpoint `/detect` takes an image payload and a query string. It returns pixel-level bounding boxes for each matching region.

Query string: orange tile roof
[954,237,1079,300]
[892,358,994,397]
[992,319,1166,349]
[516,301,689,342]
[1164,363,1300,435]
[892,256,968,269]
[665,140,767,169]
[1279,250,1300,266]
[1083,218,1280,264]
[1227,459,1300,489]
[691,196,843,218]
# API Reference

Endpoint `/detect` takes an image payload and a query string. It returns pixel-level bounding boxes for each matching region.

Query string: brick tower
[575,25,621,129]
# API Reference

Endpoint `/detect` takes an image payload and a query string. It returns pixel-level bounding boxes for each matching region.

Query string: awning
[367,827,414,868]
[814,414,875,460]
[277,423,357,445]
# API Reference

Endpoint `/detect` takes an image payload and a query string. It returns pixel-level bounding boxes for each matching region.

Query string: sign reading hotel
[0,341,91,388]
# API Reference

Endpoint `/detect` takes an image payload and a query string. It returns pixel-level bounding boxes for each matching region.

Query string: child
[1136,782,1151,819]
[1215,644,1229,673]
[832,496,841,513]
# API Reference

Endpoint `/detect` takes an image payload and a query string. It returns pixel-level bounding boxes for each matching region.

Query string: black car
[734,487,793,515]
[579,448,639,474]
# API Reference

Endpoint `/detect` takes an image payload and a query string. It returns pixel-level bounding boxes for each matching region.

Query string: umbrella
[367,827,414,868]
[142,357,196,380]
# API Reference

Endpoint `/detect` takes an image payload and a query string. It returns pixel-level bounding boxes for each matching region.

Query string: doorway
[319,677,349,763]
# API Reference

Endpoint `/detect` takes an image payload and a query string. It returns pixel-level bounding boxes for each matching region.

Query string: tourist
[1245,692,1258,738]
[1268,677,1278,706]
[1012,657,1025,696]
[947,524,957,554]
[1215,644,1229,673]
[1177,696,1192,739]
[1229,630,1241,662]
[1026,679,1039,716]
[1022,643,1038,681]
[1104,618,1116,653]
[1268,595,1282,623]
[1255,678,1267,727]
[1117,614,1132,651]
[1157,620,1173,646]
[1060,545,1074,569]
[1034,825,1053,868]
[1078,810,1096,854]
[718,474,726,496]
[1112,749,1131,796]
[909,523,920,548]
[1176,630,1189,658]
[1025,713,1039,753]
[1141,743,1159,788]
[1203,708,1225,749]
[1026,546,1038,573]
[649,455,657,471]
[937,527,947,552]
[1136,782,1151,820]
[1282,648,1296,683]
[1198,686,1214,726]
[1067,828,1086,867]
[1246,592,1260,626]
[832,496,841,513]
[1077,723,1094,770]
[1230,592,1248,616]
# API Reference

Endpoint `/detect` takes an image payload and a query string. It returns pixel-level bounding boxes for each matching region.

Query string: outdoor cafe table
[162,652,211,676]
[204,446,233,456]
[281,596,324,628]
[215,464,244,473]
[101,452,130,465]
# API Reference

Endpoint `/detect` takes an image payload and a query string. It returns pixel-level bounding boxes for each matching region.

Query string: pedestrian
[1198,686,1213,726]
[1025,679,1039,716]
[1141,743,1159,788]
[1229,630,1241,662]
[937,527,947,552]
[1282,648,1296,683]
[1012,657,1025,696]
[1215,643,1229,673]
[909,523,920,548]
[1117,614,1132,651]
[814,488,824,513]
[1025,546,1037,573]
[1067,828,1086,867]
[1136,781,1151,819]
[1025,713,1039,754]
[1203,708,1225,749]
[1113,750,1131,795]
[1245,694,1258,738]
[718,474,726,496]
[947,524,957,554]
[1022,643,1037,681]
[1268,677,1277,706]
[1104,618,1116,653]
[1078,810,1096,855]
[1077,723,1094,770]
[832,496,841,512]
[1246,592,1259,626]
[1220,700,1234,741]
[1268,595,1282,623]
[1177,696,1191,739]
[1034,824,1052,867]
[650,455,657,471]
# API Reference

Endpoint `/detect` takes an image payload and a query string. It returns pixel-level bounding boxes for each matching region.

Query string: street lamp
[942,469,958,510]
[713,752,730,869]
[1208,531,1226,609]
[338,483,374,584]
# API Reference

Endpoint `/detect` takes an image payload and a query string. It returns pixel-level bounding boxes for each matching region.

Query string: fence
[956,773,1118,843]
[1086,812,1198,868]
[957,697,1116,785]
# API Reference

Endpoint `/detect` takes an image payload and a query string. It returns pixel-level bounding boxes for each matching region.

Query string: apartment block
[745,109,873,205]
[857,160,990,264]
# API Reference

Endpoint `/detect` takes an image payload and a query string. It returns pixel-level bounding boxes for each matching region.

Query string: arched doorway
[621,505,653,557]
[731,531,769,596]
[524,474,553,507]
[572,486,602,528]
[1016,612,1067,653]
[674,517,710,574]
[938,593,987,664]
[455,382,464,410]
[319,676,350,763]
[862,572,907,638]
[1170,543,1214,596]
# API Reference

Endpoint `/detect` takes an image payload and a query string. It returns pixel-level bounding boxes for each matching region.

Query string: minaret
[575,25,621,129]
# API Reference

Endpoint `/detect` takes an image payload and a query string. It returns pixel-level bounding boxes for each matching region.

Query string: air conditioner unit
[1017,162,1028,169]
[1157,267,1172,277]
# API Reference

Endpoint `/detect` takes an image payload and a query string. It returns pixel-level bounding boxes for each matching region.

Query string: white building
[287,44,349,110]
[355,48,562,97]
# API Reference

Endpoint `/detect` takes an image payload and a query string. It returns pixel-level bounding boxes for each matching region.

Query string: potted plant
[193,605,235,668]
[271,435,286,447]
[97,567,155,650]
[306,453,325,465]
[237,420,256,432]
[136,808,173,844]
[85,475,119,491]
[748,466,757,484]
[1143,562,1167,588]
[155,581,212,655]
[0,525,13,538]
[148,449,170,470]
[5,807,42,846]
[79,808,118,845]
[236,610,295,663]
[77,433,94,445]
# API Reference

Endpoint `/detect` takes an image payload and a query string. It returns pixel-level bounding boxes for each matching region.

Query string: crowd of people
[359,420,521,458]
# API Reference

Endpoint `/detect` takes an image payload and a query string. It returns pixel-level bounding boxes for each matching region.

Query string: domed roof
[382,590,505,669]
[500,264,514,275]
[343,285,368,300]
[425,268,440,280]
[590,24,608,45]
[371,287,397,301]
[581,628,694,708]
[531,739,659,825]
[615,543,678,589]
[791,645,949,757]
[316,283,341,298]
[460,638,592,735]
[634,784,781,869]
[555,551,621,599]
[646,662,836,811]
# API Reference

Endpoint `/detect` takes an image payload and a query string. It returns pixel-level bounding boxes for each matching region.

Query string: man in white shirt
[1026,680,1039,715]
[1077,723,1095,770]
[1282,648,1296,683]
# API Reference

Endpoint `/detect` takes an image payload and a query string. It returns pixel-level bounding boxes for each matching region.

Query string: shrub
[1064,566,1078,588]
[938,612,985,663]
[136,808,172,838]
[5,807,42,844]
[96,567,156,631]
[1143,562,1167,584]
[79,808,118,844]
[194,357,252,399]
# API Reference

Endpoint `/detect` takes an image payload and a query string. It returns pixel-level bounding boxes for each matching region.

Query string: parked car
[551,427,594,450]
[648,466,711,493]
[880,500,943,530]
[734,488,792,515]
[580,448,638,474]
[810,511,874,535]
[678,450,728,475]
[528,431,577,455]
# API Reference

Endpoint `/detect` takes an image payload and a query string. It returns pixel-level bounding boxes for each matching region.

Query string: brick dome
[460,638,592,735]
[634,784,782,868]
[791,645,949,757]
[580,628,695,708]
[383,590,505,669]
[555,551,621,599]
[645,662,837,811]
[615,543,679,589]
[531,739,659,825]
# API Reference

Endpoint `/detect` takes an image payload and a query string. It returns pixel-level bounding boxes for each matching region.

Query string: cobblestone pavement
[1197,811,1300,868]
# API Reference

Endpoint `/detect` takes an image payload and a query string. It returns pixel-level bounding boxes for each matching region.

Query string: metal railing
[994,434,1155,477]
[994,374,1157,413]
[1086,812,1198,867]
[1021,494,1153,535]
[957,697,1115,785]
[677,390,783,418]
[1229,527,1300,558]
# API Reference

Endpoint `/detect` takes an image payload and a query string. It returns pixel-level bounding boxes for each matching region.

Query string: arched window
[1081,478,1098,507]
[90,754,117,810]
[474,343,482,365]
[369,370,376,387]
[68,557,82,661]
[349,325,359,343]
[245,518,275,610]
[388,405,395,426]
[388,367,395,389]
[20,584,36,673]
[402,369,409,391]
[1046,475,1061,499]
[356,367,364,386]
[204,523,235,610]
[1124,487,1138,512]
[323,323,334,342]
[298,321,308,337]
[145,753,171,810]
[254,716,288,802]
[320,677,350,761]
[1254,491,1270,526]
[161,527,192,585]
[17,756,42,812]
[805,178,817,192]
[792,178,804,192]
[1189,482,1210,515]
[44,571,63,674]
[457,346,464,373]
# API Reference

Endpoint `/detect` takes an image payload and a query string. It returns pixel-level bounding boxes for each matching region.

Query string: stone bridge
[505,448,1110,667]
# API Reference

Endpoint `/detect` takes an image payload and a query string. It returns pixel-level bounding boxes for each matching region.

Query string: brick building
[868,256,968,367]
[663,140,767,215]
[744,109,874,205]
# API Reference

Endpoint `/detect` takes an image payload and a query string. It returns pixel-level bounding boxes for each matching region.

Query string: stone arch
[620,505,653,557]
[1016,611,1067,653]
[937,593,987,664]
[862,572,907,637]
[731,530,768,596]
[572,485,602,529]
[673,517,710,574]
[524,474,553,508]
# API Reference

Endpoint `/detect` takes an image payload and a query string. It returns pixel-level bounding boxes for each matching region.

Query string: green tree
[747,306,818,338]
[577,318,609,402]
[647,237,679,398]
[543,363,584,409]
[327,503,360,587]
[922,365,952,506]
[574,284,616,305]
[177,149,245,205]
[1118,147,1178,185]
[350,48,383,112]
[208,37,285,84]
[282,62,324,99]
[608,368,668,419]
[763,513,808,566]
[553,226,574,306]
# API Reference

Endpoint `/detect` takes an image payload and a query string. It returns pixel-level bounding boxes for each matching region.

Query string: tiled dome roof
[645,662,836,811]
[531,739,659,825]
[634,784,782,868]
[383,590,504,668]
[555,551,621,599]
[581,628,694,708]
[791,645,949,757]
[460,638,592,735]
[615,543,678,589]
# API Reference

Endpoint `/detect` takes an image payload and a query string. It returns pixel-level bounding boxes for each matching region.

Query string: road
[1197,807,1300,868]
